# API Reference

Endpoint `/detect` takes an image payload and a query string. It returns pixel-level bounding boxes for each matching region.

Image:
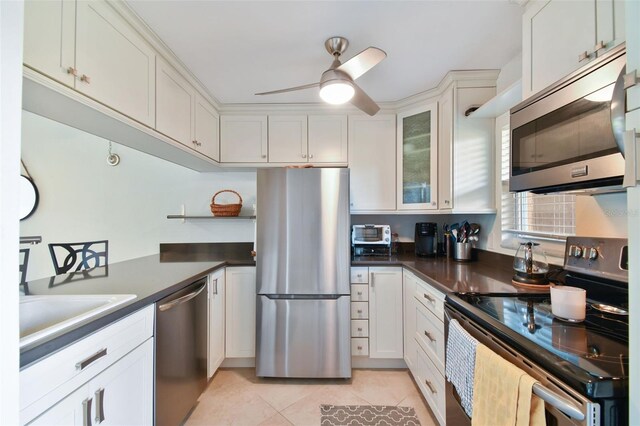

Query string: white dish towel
[446,318,478,418]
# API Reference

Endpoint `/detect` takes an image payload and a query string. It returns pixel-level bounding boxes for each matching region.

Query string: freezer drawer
[256,295,351,378]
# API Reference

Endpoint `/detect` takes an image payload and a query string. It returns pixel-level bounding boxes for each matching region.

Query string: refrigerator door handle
[262,294,347,300]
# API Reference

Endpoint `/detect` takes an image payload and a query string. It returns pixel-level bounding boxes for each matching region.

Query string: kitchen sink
[20,294,136,348]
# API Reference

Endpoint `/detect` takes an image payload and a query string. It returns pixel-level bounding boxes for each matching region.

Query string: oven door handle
[532,383,585,421]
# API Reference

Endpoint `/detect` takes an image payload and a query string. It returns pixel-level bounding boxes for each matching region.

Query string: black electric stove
[445,237,629,425]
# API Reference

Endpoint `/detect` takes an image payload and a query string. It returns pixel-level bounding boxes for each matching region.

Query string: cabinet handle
[82,398,93,426]
[357,346,363,350]
[309,154,314,159]
[261,154,267,159]
[80,74,91,84]
[594,40,606,52]
[624,70,638,90]
[424,330,436,342]
[213,278,218,295]
[192,140,197,145]
[423,293,435,302]
[357,327,363,331]
[431,201,436,206]
[357,273,362,278]
[302,153,307,158]
[357,309,363,314]
[76,348,108,370]
[444,200,450,205]
[357,291,362,295]
[66,67,78,76]
[578,51,591,62]
[95,388,105,424]
[425,380,437,394]
[370,273,375,288]
[197,141,202,147]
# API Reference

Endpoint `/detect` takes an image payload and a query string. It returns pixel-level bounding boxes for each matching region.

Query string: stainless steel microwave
[510,44,626,193]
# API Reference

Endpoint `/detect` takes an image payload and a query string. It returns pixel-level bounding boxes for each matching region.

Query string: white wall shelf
[167,215,256,220]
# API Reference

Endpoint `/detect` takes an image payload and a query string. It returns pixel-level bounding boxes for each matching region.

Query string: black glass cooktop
[447,292,629,399]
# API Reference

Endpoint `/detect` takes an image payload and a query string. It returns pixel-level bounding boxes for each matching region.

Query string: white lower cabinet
[403,270,417,371]
[208,269,226,377]
[21,306,155,425]
[225,266,257,358]
[30,339,153,426]
[369,267,404,359]
[416,345,445,425]
[404,270,446,426]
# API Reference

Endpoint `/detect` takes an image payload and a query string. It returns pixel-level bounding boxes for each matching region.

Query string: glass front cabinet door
[397,103,438,210]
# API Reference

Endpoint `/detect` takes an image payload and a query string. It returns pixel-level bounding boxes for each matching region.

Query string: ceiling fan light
[319,80,355,105]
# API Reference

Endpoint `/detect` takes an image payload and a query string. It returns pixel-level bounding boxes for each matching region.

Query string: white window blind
[500,123,576,245]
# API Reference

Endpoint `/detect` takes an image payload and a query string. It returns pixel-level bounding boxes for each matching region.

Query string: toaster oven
[352,225,391,256]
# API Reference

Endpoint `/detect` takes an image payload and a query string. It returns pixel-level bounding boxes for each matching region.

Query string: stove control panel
[564,237,628,283]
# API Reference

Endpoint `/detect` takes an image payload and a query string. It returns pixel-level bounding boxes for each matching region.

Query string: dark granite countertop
[20,252,254,368]
[352,251,549,295]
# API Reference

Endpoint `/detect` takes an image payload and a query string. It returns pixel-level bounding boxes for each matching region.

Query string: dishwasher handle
[158,282,207,312]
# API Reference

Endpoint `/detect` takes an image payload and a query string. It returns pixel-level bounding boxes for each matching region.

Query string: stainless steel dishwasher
[155,278,208,426]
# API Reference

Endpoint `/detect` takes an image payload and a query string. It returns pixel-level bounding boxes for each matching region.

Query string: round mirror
[19,175,39,220]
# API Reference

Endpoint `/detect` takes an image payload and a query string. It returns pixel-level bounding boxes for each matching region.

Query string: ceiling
[127,1,523,106]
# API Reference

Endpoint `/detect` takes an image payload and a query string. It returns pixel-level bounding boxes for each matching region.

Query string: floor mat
[320,404,421,426]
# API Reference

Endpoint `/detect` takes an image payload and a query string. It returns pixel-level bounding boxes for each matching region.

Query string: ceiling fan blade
[350,82,380,116]
[255,82,319,96]
[337,47,386,80]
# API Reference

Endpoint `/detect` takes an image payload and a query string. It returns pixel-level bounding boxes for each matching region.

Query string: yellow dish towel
[472,344,546,426]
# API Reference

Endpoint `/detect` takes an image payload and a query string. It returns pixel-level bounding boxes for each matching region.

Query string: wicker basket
[210,190,243,217]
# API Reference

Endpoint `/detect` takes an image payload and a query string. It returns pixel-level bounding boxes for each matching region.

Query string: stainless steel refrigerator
[256,168,351,378]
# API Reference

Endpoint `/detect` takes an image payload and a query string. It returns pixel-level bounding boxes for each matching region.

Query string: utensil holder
[453,242,473,262]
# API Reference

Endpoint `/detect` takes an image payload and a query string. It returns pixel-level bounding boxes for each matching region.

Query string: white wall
[21,111,256,281]
[0,0,23,423]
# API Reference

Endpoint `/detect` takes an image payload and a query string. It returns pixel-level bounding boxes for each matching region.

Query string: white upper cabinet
[523,0,625,98]
[308,115,348,163]
[156,57,195,146]
[195,94,220,162]
[156,59,220,161]
[220,115,268,163]
[75,1,156,127]
[268,115,308,163]
[23,0,76,87]
[397,103,439,211]
[453,86,496,213]
[348,114,397,212]
[437,88,454,211]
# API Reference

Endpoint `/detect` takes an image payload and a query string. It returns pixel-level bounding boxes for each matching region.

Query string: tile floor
[186,368,438,425]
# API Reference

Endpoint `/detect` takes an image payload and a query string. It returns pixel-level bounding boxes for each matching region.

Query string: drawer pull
[357,346,363,350]
[357,309,363,314]
[95,388,105,424]
[357,291,363,295]
[423,293,435,302]
[357,327,363,331]
[425,380,437,394]
[82,397,93,426]
[357,274,362,278]
[76,348,107,371]
[424,330,436,342]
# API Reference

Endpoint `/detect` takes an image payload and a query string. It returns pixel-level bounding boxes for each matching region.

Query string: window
[499,119,575,256]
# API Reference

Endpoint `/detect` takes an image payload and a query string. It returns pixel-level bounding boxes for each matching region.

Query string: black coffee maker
[415,222,437,257]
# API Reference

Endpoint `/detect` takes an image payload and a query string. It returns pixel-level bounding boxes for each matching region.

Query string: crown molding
[114,1,499,116]
[110,1,222,110]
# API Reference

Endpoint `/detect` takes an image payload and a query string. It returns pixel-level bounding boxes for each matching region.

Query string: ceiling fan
[255,37,387,116]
